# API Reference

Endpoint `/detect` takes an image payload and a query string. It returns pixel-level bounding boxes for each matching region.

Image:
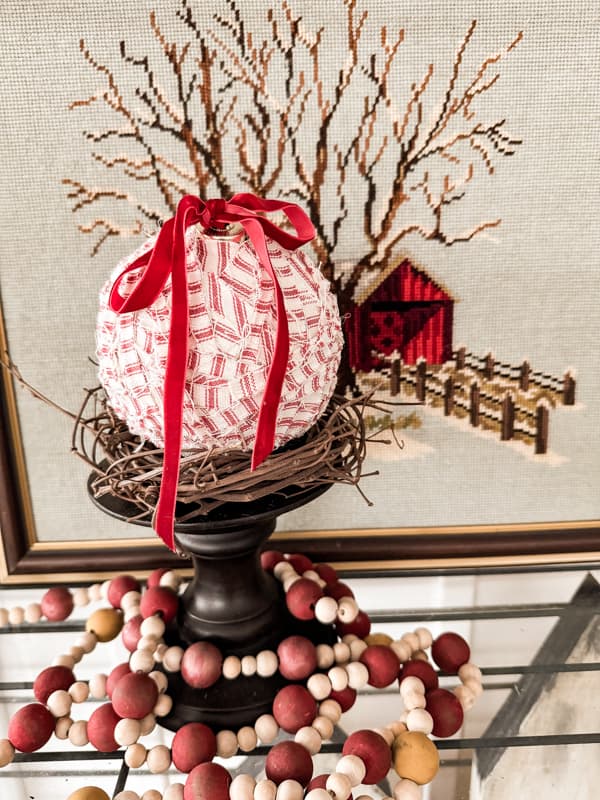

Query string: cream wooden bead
[464,678,484,698]
[273,561,295,580]
[115,718,142,747]
[147,743,171,773]
[336,596,359,623]
[302,569,321,583]
[399,676,425,697]
[141,615,166,639]
[159,570,181,591]
[294,725,322,754]
[305,791,330,800]
[75,631,97,653]
[69,681,89,703]
[453,684,475,711]
[393,778,422,799]
[153,643,168,663]
[163,645,184,672]
[254,779,277,800]
[373,726,395,746]
[52,654,76,670]
[216,729,238,758]
[0,608,8,627]
[223,655,242,679]
[402,690,426,711]
[0,738,15,767]
[149,670,168,694]
[412,650,429,662]
[414,627,433,650]
[401,632,420,653]
[254,713,279,744]
[8,606,24,625]
[141,791,162,800]
[256,650,278,677]
[120,590,141,610]
[138,634,160,652]
[24,602,42,623]
[390,640,412,663]
[328,666,349,692]
[241,655,257,676]
[55,716,73,740]
[230,774,256,800]
[349,638,368,661]
[88,583,102,601]
[336,754,367,786]
[89,673,107,699]
[314,596,338,624]
[283,575,301,592]
[312,714,334,741]
[326,772,353,800]
[398,710,409,725]
[458,662,483,684]
[346,661,369,690]
[307,673,332,700]
[139,712,156,736]
[129,649,155,673]
[237,725,258,752]
[319,698,342,723]
[47,689,72,718]
[387,720,407,737]
[153,693,173,717]
[125,743,147,768]
[163,784,185,800]
[100,579,112,599]
[333,642,351,664]
[124,605,142,622]
[406,708,434,734]
[315,643,335,669]
[72,587,89,607]
[276,779,303,800]
[68,645,85,664]
[68,720,88,746]
[114,792,140,800]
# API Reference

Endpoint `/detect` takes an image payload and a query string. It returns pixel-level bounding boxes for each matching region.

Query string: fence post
[470,382,480,427]
[520,360,530,392]
[455,347,466,370]
[444,376,454,416]
[416,359,427,402]
[501,394,515,441]
[390,358,401,396]
[563,372,576,405]
[483,352,494,380]
[535,404,549,454]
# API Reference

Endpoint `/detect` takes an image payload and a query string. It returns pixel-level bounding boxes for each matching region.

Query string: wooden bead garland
[0,554,484,800]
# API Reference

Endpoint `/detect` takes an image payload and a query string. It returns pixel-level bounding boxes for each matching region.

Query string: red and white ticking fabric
[96,228,343,453]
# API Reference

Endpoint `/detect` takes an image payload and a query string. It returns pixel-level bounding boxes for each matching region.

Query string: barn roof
[354,256,456,306]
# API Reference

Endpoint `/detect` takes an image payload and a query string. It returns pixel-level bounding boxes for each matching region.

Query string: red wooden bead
[40,587,74,622]
[285,553,313,574]
[33,666,76,704]
[335,609,371,639]
[87,703,122,752]
[425,688,464,738]
[277,635,317,680]
[8,703,55,752]
[431,633,471,673]
[147,568,170,587]
[359,645,401,688]
[140,585,179,624]
[265,740,313,786]
[399,661,439,692]
[121,615,143,652]
[285,578,323,621]
[329,686,357,712]
[307,774,329,792]
[260,550,284,572]
[325,581,355,601]
[111,672,158,720]
[272,685,317,733]
[314,563,338,585]
[184,762,231,800]
[106,662,132,699]
[107,575,141,608]
[181,641,223,689]
[172,722,217,773]
[342,729,391,784]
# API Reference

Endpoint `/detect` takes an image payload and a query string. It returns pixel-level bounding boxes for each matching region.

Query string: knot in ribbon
[108,193,315,551]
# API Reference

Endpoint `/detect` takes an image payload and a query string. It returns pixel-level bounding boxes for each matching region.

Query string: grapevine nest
[4,355,402,525]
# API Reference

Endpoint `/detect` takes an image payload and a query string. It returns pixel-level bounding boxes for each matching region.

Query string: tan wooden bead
[412,650,429,662]
[141,791,162,800]
[401,632,420,653]
[115,718,142,747]
[47,689,73,718]
[216,729,238,758]
[163,646,184,672]
[390,640,412,663]
[114,791,139,800]
[336,754,366,786]
[153,643,168,663]
[0,738,15,767]
[52,654,76,670]
[149,670,168,694]
[349,638,368,660]
[68,645,86,664]
[75,631,97,653]
[374,726,395,746]
[393,778,422,799]
[68,720,88,747]
[387,721,408,737]
[326,772,353,800]
[315,643,335,669]
[312,715,334,741]
[414,627,433,650]
[458,662,483,683]
[328,666,349,692]
[453,685,475,711]
[153,693,173,717]
[140,615,166,639]
[464,678,484,698]
[88,583,102,601]
[69,681,89,704]
[139,713,156,736]
[276,779,303,800]
[346,661,369,690]
[163,784,185,800]
[89,673,107,700]
[230,774,256,800]
[72,587,89,607]
[237,725,258,752]
[333,642,351,664]
[125,743,147,769]
[147,744,171,773]
[307,673,332,700]
[400,676,425,697]
[254,713,279,744]
[85,608,123,642]
[137,635,159,652]
[256,650,278,677]
[336,596,359,623]
[0,608,8,627]
[402,690,426,711]
[54,716,73,740]
[241,655,257,676]
[129,650,155,673]
[294,725,322,754]
[305,790,330,800]
[254,779,277,800]
[222,655,242,679]
[318,698,342,723]
[24,603,42,623]
[364,633,393,647]
[406,709,434,735]
[283,575,301,592]
[8,606,25,625]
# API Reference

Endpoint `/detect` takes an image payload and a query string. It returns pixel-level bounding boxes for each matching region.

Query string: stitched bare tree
[65,0,522,390]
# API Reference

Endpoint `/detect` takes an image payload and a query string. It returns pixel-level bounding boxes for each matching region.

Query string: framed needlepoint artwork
[0,1,598,582]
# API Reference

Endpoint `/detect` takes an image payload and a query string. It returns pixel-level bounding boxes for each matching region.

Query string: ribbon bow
[109,194,315,551]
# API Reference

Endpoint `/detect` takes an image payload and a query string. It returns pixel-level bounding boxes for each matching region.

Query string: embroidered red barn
[346,259,454,372]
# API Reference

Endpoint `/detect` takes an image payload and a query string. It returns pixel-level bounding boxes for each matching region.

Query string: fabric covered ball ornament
[96,195,343,550]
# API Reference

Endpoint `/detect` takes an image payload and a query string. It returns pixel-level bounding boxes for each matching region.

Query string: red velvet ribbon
[108,194,315,551]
